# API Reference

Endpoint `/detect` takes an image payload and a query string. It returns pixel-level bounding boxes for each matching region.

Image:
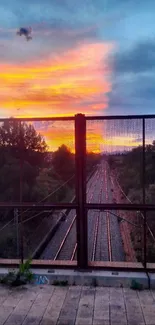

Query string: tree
[0,120,48,202]
[52,145,75,183]
[86,152,101,175]
[0,119,47,152]
[109,141,155,264]
[31,168,65,203]
[0,119,48,168]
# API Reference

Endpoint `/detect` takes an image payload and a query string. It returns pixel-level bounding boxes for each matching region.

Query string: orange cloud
[0,40,116,152]
[43,123,103,153]
[0,41,113,117]
[35,120,143,154]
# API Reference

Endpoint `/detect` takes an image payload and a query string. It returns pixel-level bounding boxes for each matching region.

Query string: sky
[0,0,155,151]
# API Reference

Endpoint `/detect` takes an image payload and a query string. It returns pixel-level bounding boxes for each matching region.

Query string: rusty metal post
[142,117,147,268]
[19,121,24,263]
[75,114,88,268]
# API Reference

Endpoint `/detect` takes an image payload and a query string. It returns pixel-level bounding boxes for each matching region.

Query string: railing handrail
[1,113,155,123]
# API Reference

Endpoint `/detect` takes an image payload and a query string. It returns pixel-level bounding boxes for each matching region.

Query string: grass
[0,259,34,287]
[52,280,68,286]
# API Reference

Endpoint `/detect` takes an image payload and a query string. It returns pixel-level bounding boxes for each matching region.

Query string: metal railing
[0,114,155,270]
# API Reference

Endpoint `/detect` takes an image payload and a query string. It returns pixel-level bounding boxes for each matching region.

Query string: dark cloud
[114,39,155,74]
[108,71,155,115]
[131,75,155,100]
[107,38,155,115]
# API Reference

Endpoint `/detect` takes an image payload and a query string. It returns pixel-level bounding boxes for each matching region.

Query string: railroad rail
[46,169,100,261]
[41,161,124,262]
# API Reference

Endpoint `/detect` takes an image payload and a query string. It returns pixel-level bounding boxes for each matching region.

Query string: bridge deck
[0,284,155,324]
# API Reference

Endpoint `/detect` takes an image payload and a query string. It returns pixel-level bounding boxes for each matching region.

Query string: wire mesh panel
[144,119,155,267]
[146,211,155,265]
[0,120,21,259]
[145,118,155,205]
[0,118,76,261]
[86,117,144,266]
[19,119,76,260]
[86,118,143,204]
[87,208,143,264]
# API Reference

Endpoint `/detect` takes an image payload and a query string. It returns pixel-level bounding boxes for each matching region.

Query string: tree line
[0,119,101,258]
[108,142,155,204]
[0,119,101,204]
[108,142,155,262]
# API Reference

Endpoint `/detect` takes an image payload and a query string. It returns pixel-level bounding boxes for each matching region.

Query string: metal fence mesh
[0,118,76,260]
[0,115,155,268]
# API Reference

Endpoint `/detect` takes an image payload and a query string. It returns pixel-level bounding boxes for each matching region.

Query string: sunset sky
[0,0,155,151]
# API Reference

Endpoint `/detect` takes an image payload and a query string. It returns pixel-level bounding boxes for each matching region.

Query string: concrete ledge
[0,267,149,288]
[148,273,155,289]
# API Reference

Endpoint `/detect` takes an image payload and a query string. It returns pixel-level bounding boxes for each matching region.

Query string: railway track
[51,169,101,261]
[88,161,124,262]
[105,163,124,261]
[41,168,100,260]
[41,160,125,262]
